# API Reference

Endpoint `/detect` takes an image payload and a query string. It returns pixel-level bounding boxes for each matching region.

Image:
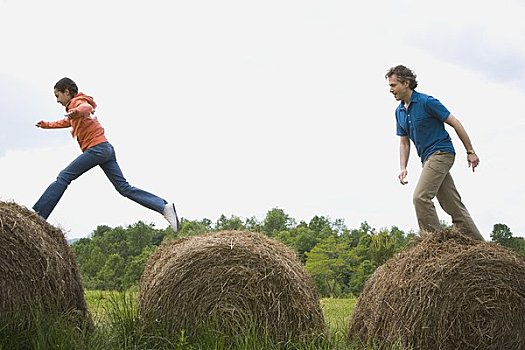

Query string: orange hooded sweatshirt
[38,92,108,152]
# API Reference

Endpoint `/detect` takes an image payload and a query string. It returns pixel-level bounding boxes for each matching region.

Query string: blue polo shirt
[395,90,455,162]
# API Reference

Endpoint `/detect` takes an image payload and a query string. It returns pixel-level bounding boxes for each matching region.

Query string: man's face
[388,75,410,102]
[54,89,72,106]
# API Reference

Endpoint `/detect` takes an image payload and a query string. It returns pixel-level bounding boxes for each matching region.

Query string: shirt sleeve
[395,110,407,136]
[39,117,72,129]
[425,96,450,122]
[68,101,94,119]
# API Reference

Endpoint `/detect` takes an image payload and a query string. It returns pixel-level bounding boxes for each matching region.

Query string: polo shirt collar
[398,90,420,110]
[410,90,421,103]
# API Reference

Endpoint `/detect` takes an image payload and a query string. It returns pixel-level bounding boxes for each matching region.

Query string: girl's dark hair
[54,77,78,96]
[385,65,418,89]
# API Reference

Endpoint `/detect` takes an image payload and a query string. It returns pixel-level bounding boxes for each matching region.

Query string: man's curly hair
[385,65,418,89]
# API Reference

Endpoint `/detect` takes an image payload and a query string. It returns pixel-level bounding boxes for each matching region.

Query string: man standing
[386,65,484,241]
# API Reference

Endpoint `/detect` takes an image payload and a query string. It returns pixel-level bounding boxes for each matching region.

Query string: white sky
[1,0,525,239]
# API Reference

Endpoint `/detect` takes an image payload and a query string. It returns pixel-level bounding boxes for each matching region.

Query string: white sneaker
[163,203,180,232]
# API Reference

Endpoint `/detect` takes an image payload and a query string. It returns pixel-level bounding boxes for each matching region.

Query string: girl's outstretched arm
[35,117,71,129]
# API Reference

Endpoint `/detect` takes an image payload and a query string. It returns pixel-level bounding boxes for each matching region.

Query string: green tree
[169,218,211,238]
[215,214,246,231]
[91,225,112,238]
[71,239,106,282]
[276,226,318,263]
[491,223,525,256]
[369,229,402,266]
[348,222,376,247]
[126,221,158,257]
[95,253,125,290]
[244,216,262,232]
[71,211,414,293]
[83,245,106,277]
[305,236,340,296]
[305,235,356,297]
[262,208,294,236]
[491,223,513,245]
[72,221,167,290]
[308,216,331,233]
[99,226,128,257]
[349,260,375,294]
[123,247,155,289]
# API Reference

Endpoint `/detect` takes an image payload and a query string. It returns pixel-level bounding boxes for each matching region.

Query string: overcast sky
[1,0,525,240]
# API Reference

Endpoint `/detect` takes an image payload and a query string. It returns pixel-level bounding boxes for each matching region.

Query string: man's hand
[468,153,480,172]
[398,169,408,185]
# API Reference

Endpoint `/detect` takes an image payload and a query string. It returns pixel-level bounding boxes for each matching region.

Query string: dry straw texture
[348,228,525,350]
[0,201,90,327]
[139,230,325,342]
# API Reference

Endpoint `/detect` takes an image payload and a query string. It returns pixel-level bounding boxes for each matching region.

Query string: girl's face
[54,88,72,106]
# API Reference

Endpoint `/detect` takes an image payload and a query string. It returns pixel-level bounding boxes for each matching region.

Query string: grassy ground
[1,291,374,350]
[320,297,357,331]
[86,290,358,349]
[86,290,357,323]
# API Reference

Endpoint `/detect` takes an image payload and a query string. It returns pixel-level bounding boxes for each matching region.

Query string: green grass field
[85,290,359,349]
[1,291,379,350]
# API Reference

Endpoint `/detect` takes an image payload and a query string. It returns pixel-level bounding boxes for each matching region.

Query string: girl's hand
[66,109,79,119]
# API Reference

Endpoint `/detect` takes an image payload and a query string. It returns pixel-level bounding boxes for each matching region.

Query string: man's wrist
[466,150,475,155]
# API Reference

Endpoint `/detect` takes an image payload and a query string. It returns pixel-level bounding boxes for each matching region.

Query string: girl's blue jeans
[33,141,166,219]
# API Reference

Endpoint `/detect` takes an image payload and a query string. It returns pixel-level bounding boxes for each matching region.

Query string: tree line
[70,208,524,297]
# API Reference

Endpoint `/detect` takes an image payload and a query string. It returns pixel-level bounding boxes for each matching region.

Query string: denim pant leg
[33,142,113,219]
[99,144,166,213]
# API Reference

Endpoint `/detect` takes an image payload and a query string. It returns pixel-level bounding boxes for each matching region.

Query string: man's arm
[399,136,410,185]
[444,114,480,172]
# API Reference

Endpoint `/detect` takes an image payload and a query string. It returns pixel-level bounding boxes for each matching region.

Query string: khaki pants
[413,151,484,241]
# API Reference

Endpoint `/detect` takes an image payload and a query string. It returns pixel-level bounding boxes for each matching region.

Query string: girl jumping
[33,77,179,232]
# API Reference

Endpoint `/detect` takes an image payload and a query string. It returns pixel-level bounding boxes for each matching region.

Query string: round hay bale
[0,201,91,328]
[348,228,525,350]
[139,230,325,342]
